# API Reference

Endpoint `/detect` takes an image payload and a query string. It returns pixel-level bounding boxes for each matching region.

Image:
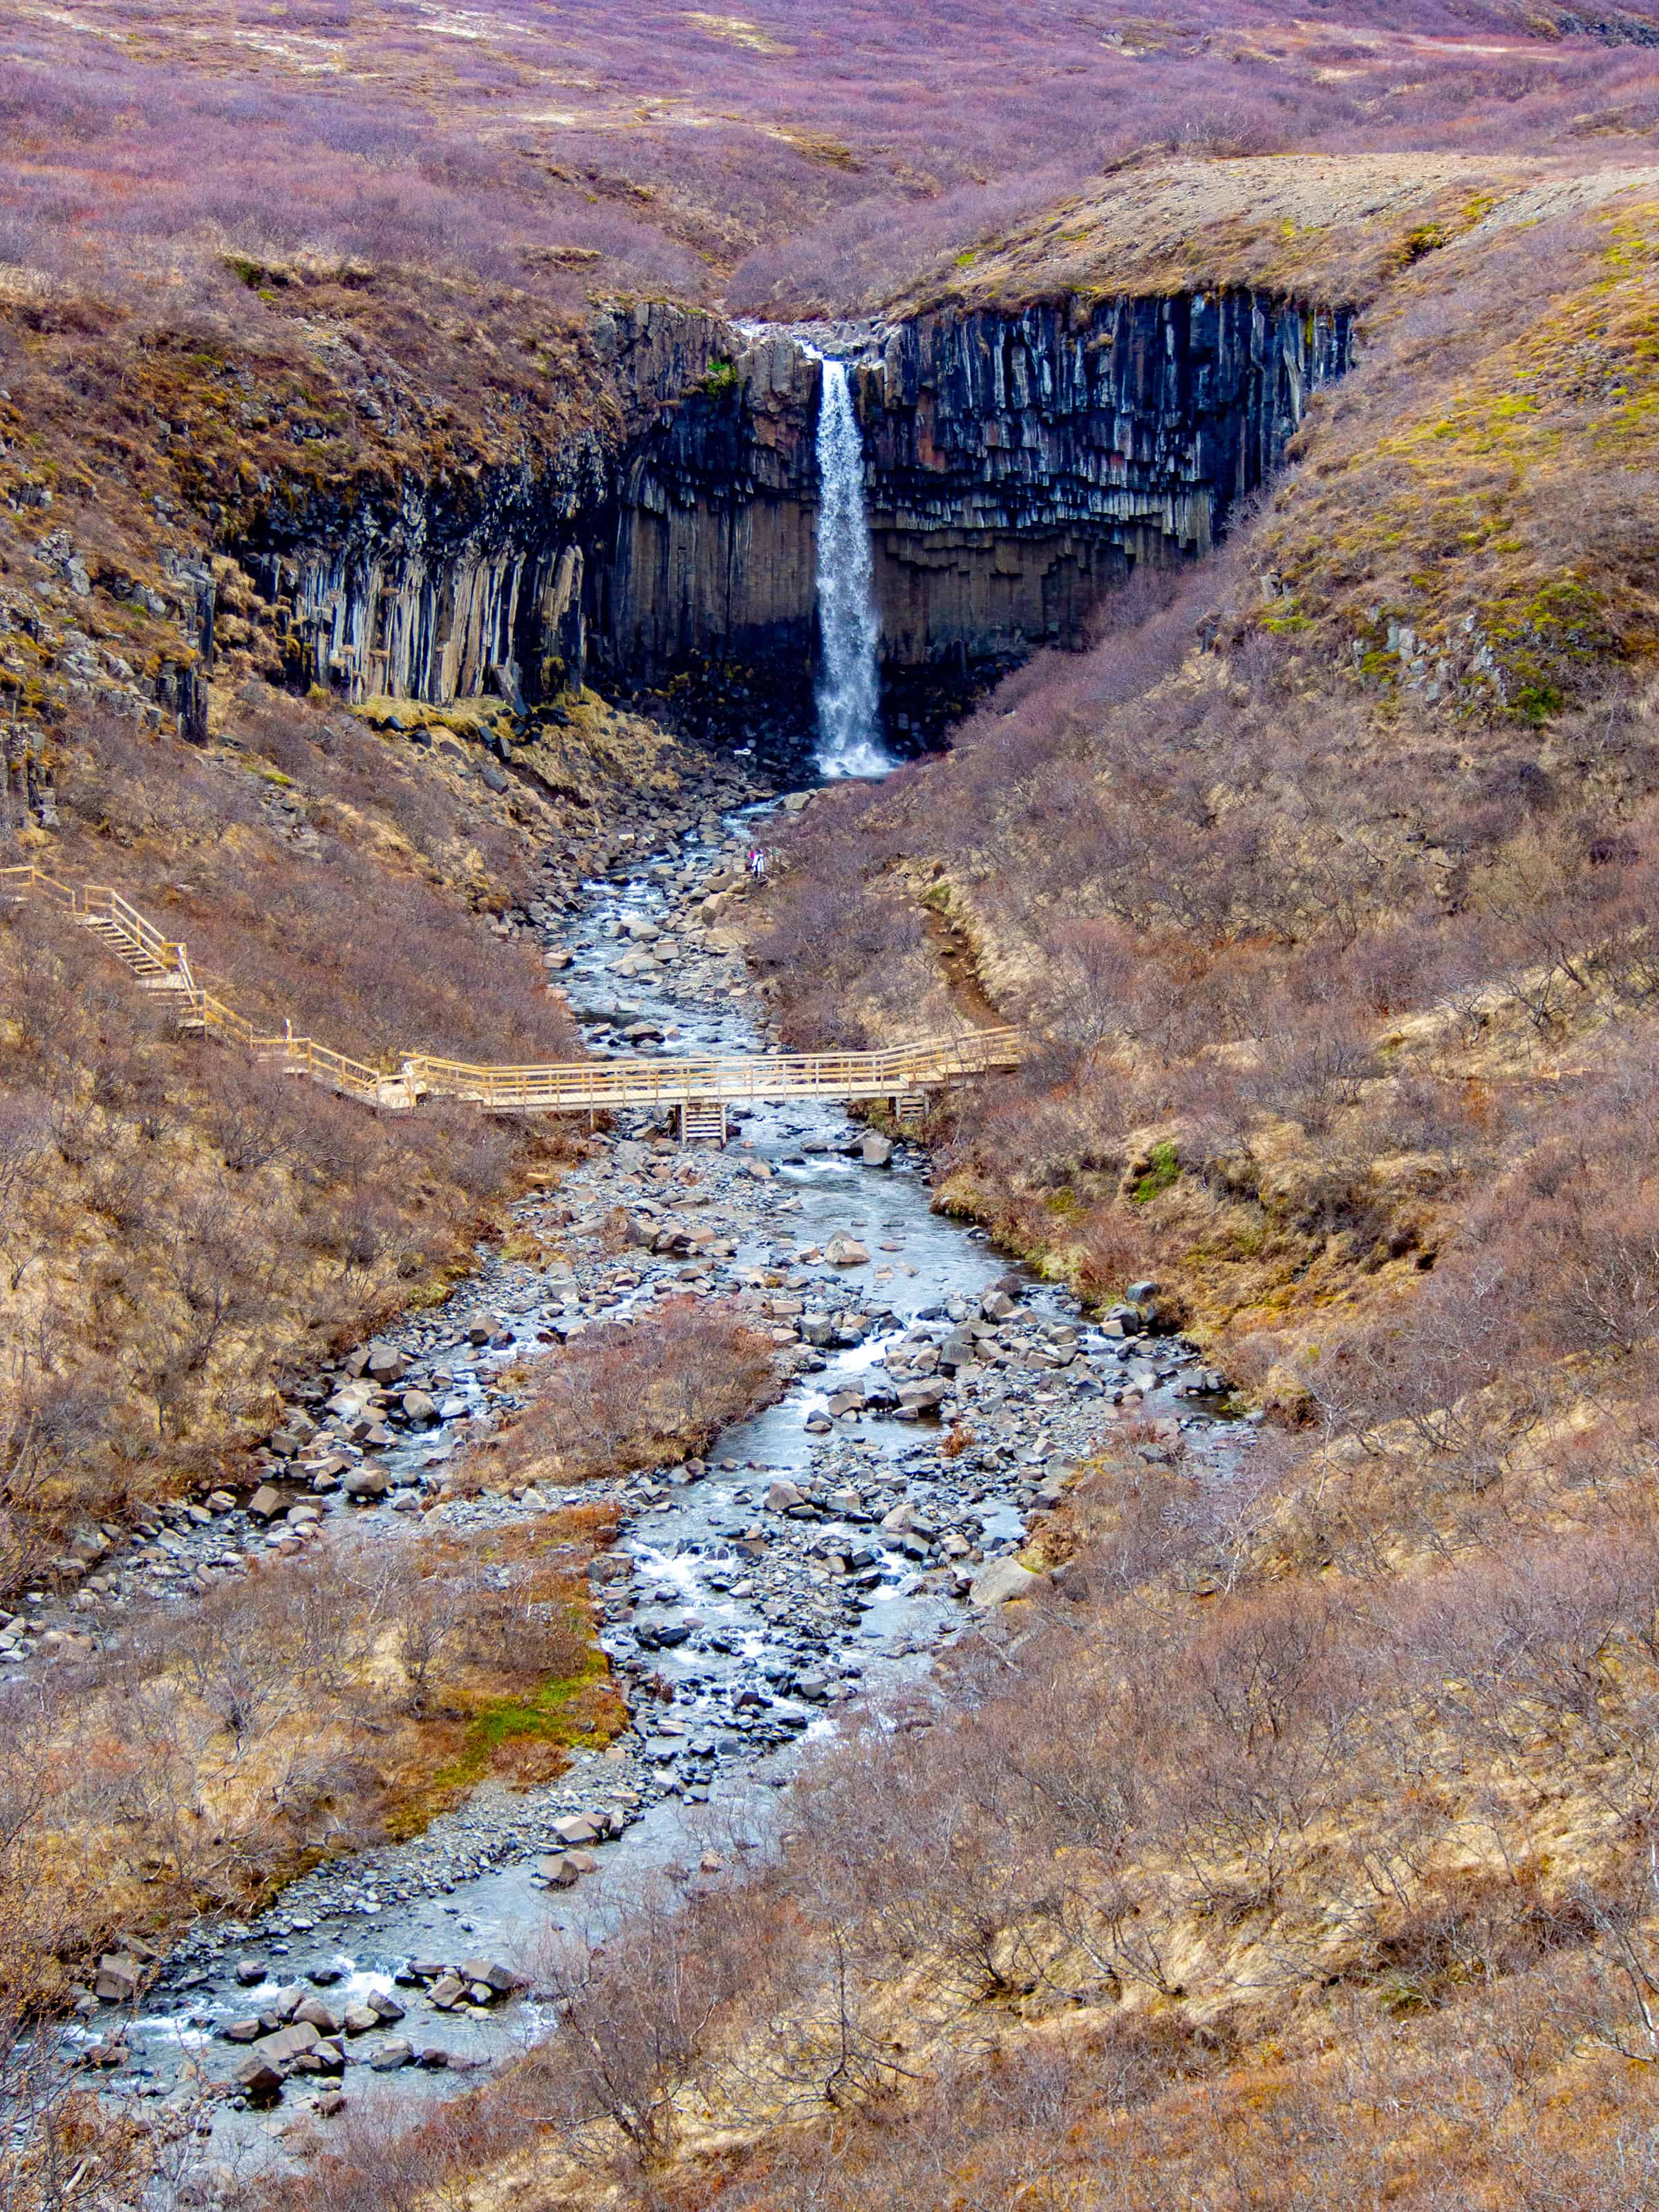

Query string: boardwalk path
[3,864,1021,1133]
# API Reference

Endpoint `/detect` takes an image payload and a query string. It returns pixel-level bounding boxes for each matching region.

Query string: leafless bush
[469,1298,778,1488]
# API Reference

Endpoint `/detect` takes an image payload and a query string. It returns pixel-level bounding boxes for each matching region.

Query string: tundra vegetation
[10,0,1659,2207]
[0,1293,780,2197]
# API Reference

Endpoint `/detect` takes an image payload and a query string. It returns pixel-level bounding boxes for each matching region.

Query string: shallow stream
[91,803,1252,2180]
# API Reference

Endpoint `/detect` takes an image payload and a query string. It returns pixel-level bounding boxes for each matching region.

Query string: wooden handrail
[2,864,1024,1116]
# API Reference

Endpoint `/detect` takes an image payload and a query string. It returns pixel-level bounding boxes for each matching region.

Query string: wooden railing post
[8,866,1025,1118]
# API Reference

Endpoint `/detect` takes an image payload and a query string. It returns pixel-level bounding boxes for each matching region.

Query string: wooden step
[678,1099,727,1145]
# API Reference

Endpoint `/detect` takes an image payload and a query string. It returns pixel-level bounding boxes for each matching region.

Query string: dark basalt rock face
[857,294,1353,735]
[238,437,609,713]
[230,292,1351,752]
[590,306,819,700]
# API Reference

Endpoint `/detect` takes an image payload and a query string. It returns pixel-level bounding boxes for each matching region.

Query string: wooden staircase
[677,1099,728,1145]
[74,910,191,991]
[2,863,1024,1129]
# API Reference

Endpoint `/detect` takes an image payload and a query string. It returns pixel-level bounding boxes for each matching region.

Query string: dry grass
[252,1427,1659,2211]
[0,688,598,1589]
[899,150,1546,311]
[10,0,1658,326]
[451,1296,781,1493]
[0,1262,767,2018]
[0,1499,624,2016]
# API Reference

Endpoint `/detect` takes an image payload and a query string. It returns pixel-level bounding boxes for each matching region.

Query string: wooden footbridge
[2,865,1022,1139]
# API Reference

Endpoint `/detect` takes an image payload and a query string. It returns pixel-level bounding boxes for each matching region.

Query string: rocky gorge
[230,290,1352,757]
[39,792,1253,2188]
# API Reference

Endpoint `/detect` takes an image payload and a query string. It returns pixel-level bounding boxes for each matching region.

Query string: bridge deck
[3,865,1022,1115]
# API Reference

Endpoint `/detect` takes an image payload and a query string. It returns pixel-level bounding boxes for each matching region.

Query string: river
[86,798,1252,2189]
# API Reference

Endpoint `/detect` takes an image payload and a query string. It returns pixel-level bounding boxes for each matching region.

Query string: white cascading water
[813,357,892,778]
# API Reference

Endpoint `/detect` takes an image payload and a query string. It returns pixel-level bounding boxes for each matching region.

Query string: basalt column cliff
[856,293,1354,731]
[228,293,1351,747]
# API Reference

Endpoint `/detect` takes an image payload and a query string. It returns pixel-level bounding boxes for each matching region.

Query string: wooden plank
[13,869,1025,1120]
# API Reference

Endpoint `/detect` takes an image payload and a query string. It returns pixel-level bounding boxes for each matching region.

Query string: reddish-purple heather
[4,0,1659,315]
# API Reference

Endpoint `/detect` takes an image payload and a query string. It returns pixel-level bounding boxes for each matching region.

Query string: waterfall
[813,357,891,779]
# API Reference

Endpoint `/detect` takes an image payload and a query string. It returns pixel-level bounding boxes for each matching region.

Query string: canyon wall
[229,292,1351,743]
[588,305,820,704]
[590,290,1352,738]
[236,440,606,713]
[859,294,1353,726]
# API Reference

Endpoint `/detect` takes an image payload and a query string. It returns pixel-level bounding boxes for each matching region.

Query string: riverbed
[84,798,1253,2186]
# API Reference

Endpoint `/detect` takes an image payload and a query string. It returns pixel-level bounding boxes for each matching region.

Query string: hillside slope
[15,6,1659,2204]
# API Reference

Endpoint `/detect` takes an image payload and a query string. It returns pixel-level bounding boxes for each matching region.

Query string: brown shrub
[464,1297,780,1490]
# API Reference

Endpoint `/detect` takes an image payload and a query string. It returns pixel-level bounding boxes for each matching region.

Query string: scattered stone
[969,1557,1041,1607]
[93,1955,142,2005]
[551,1812,603,1846]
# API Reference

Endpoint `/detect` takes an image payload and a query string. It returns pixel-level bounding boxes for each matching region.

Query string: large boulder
[259,2022,321,2063]
[824,1235,870,1267]
[233,2056,285,2099]
[969,1557,1042,1608]
[859,1133,894,1168]
[93,1955,142,2005]
[460,1958,519,1994]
